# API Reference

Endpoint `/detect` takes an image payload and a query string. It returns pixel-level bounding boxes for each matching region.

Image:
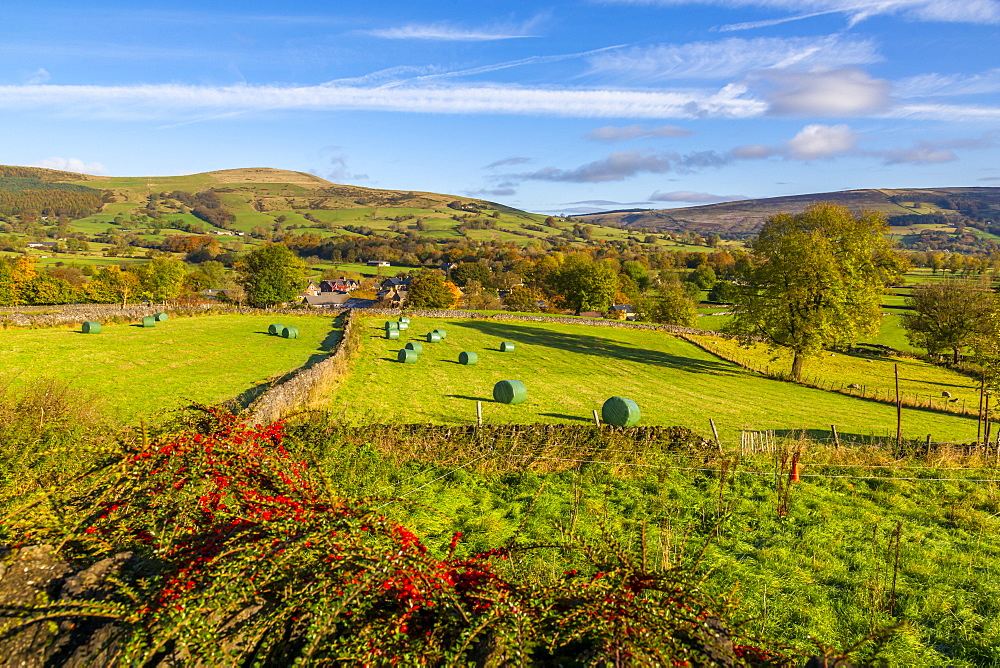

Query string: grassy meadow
[326,316,979,443]
[0,313,340,422]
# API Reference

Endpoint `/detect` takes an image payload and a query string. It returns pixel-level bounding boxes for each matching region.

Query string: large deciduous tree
[902,279,993,364]
[546,254,619,316]
[407,272,460,309]
[725,203,892,381]
[237,243,306,308]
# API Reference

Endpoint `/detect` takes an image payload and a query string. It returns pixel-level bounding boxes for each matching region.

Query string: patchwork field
[0,313,340,422]
[327,316,979,442]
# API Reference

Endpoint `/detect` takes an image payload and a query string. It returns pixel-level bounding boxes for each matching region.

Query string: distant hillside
[574,187,1000,237]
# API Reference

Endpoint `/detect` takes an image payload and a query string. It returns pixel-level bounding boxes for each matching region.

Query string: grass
[326,316,978,442]
[687,334,978,409]
[303,421,1000,665]
[0,313,340,423]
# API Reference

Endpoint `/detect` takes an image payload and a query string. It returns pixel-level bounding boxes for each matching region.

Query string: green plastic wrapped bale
[281,326,299,339]
[154,312,169,322]
[398,349,418,364]
[459,351,478,365]
[405,341,423,354]
[433,329,447,339]
[268,323,285,336]
[141,316,156,328]
[398,316,410,324]
[500,342,515,352]
[385,321,399,331]
[426,332,441,343]
[81,321,101,334]
[397,321,409,331]
[493,380,527,405]
[602,396,641,427]
[386,330,400,340]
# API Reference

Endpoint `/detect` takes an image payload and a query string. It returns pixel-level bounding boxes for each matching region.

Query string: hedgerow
[6,408,783,665]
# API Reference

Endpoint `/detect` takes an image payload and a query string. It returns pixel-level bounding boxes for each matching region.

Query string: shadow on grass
[446,394,493,402]
[452,321,738,374]
[539,412,591,423]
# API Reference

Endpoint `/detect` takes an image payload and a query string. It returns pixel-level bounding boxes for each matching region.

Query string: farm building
[302,293,351,308]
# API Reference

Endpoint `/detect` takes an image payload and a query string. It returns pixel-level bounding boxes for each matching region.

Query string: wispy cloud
[469,187,518,197]
[484,157,534,169]
[0,82,766,120]
[896,68,1000,98]
[587,35,880,81]
[585,124,692,141]
[32,157,106,174]
[649,190,749,203]
[600,0,1000,26]
[368,16,544,41]
[25,68,50,85]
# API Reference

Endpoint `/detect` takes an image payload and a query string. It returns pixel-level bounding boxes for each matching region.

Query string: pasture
[326,316,978,442]
[0,313,340,422]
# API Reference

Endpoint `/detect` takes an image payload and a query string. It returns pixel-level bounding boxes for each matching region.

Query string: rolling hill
[573,187,1000,238]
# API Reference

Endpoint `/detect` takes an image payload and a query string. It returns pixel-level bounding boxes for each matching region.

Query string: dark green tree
[450,262,493,288]
[238,243,306,308]
[725,204,891,381]
[546,255,619,315]
[646,285,696,326]
[902,279,993,364]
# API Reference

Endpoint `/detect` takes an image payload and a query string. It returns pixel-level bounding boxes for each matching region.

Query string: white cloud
[585,124,692,141]
[0,82,767,120]
[32,157,106,174]
[649,190,748,203]
[758,67,893,116]
[785,124,860,159]
[601,0,1000,25]
[587,36,880,81]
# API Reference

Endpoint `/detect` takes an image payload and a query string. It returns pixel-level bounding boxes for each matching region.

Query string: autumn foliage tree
[407,271,461,309]
[726,204,892,381]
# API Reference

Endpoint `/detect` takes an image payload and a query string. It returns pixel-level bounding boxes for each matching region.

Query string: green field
[327,316,978,442]
[0,314,340,422]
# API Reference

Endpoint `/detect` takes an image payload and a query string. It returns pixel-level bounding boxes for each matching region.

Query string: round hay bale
[500,342,515,352]
[81,321,101,334]
[405,341,423,354]
[154,312,168,322]
[281,326,299,339]
[493,380,527,405]
[268,323,285,336]
[141,316,156,328]
[426,332,441,343]
[398,316,411,324]
[385,321,399,331]
[397,321,409,331]
[602,396,641,427]
[459,351,478,365]
[434,329,447,339]
[398,349,418,364]
[386,330,400,340]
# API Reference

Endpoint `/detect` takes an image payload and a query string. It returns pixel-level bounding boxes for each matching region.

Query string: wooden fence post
[710,419,722,453]
[476,401,483,427]
[831,425,840,449]
[592,410,601,427]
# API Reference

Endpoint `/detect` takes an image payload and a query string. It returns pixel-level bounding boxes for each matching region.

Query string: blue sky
[1,0,998,214]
